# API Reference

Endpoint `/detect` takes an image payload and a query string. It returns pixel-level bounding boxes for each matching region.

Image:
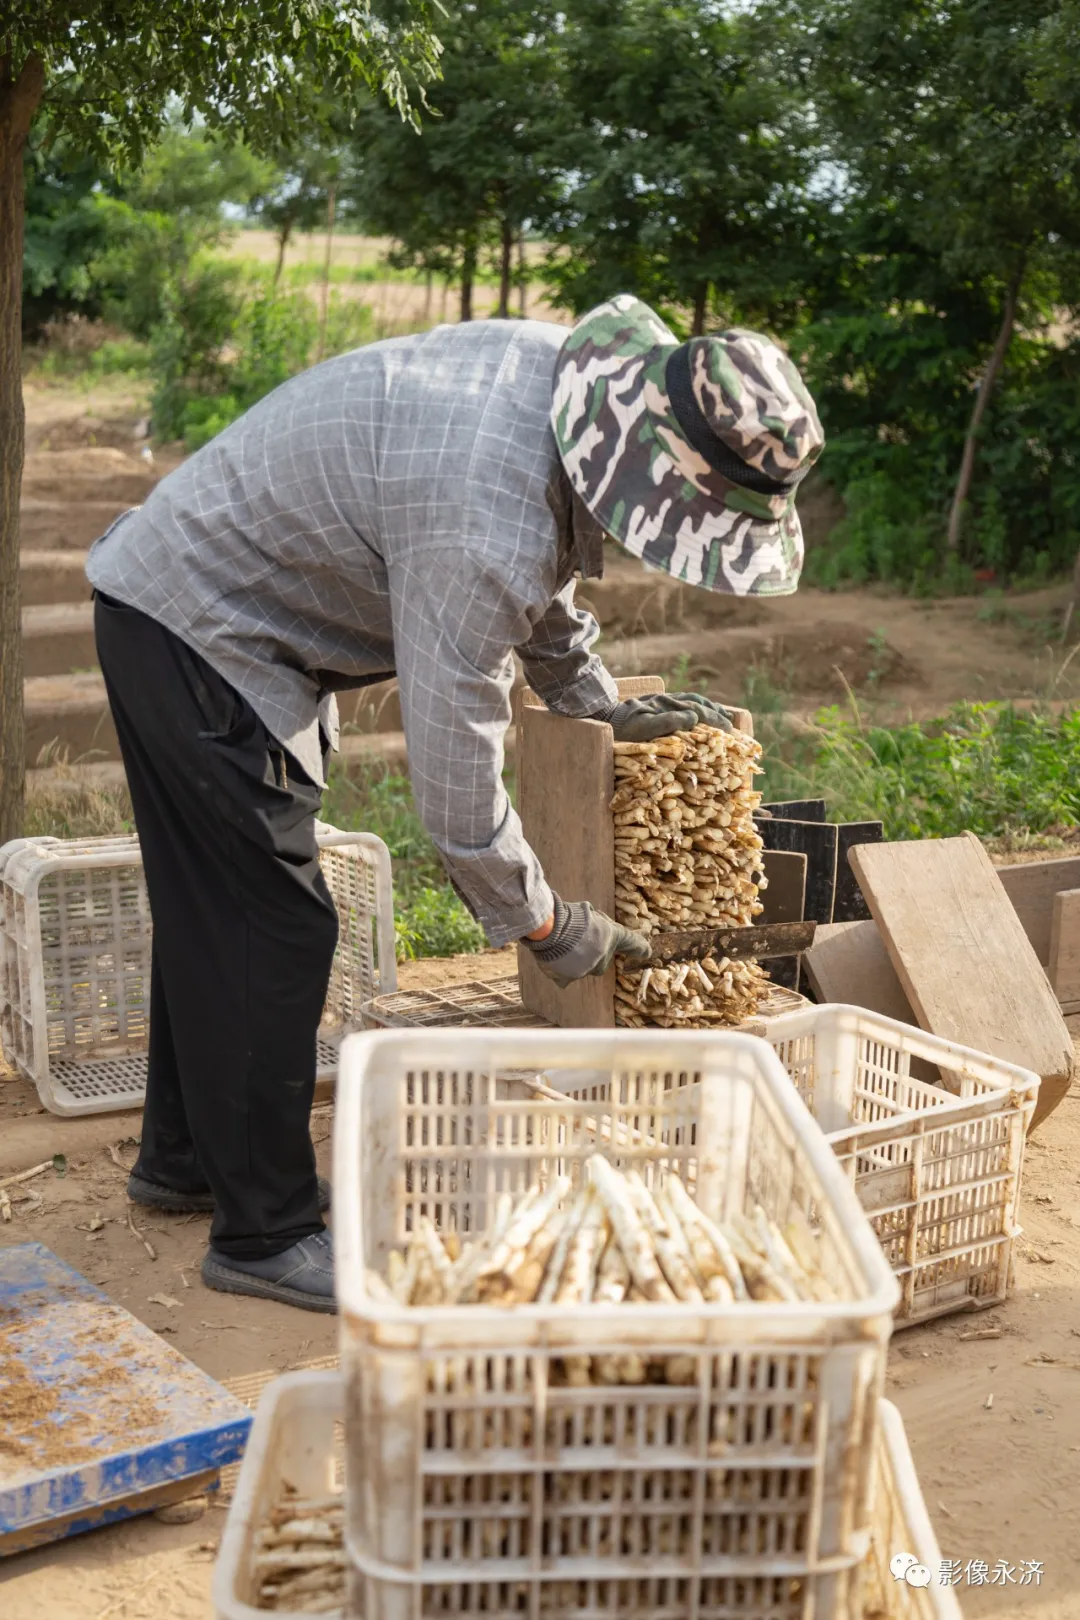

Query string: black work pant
[94,593,339,1260]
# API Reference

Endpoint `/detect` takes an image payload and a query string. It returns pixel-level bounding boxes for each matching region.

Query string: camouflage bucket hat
[551,294,824,596]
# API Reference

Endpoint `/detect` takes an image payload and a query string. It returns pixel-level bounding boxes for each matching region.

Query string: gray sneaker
[201,1231,336,1313]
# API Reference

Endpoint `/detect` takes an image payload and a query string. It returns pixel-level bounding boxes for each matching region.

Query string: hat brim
[551,295,804,598]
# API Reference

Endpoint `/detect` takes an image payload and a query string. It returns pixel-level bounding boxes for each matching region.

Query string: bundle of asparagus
[368,1156,833,1348]
[610,723,769,1027]
[253,1489,344,1614]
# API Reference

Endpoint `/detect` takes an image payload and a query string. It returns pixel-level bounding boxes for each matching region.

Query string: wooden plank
[803,919,937,1082]
[804,920,917,1026]
[758,849,806,925]
[995,857,1080,965]
[0,1468,220,1556]
[1050,889,1080,1014]
[756,818,838,925]
[517,707,615,1027]
[850,834,1075,1130]
[833,822,884,922]
[761,799,828,822]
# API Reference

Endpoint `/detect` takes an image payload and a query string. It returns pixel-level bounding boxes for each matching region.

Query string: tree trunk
[460,235,476,322]
[517,231,527,318]
[691,281,709,336]
[946,261,1025,553]
[0,53,45,845]
[315,183,336,363]
[497,217,513,319]
[423,270,433,324]
[272,216,294,289]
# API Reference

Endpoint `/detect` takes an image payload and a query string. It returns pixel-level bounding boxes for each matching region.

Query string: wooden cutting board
[849,833,1075,1130]
[803,919,939,1084]
[803,919,915,1025]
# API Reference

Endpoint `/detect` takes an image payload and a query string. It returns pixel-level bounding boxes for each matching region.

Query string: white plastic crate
[758,1006,1039,1327]
[212,1383,960,1620]
[333,1027,899,1620]
[214,1369,345,1620]
[0,825,396,1116]
[861,1402,962,1620]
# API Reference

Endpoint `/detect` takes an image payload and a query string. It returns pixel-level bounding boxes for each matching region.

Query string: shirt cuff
[538,662,620,721]
[473,877,555,950]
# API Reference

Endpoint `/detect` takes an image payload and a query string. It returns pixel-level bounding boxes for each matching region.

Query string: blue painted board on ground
[0,1243,251,1545]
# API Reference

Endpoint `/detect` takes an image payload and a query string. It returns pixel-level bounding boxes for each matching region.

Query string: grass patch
[322,763,486,960]
[756,696,1080,842]
[24,760,133,840]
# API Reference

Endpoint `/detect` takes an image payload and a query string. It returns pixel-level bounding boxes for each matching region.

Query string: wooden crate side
[1050,889,1080,1014]
[995,857,1080,965]
[516,707,616,1026]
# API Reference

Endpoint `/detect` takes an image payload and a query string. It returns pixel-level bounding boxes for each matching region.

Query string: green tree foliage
[546,0,819,336]
[348,0,563,319]
[800,0,1080,581]
[0,3,441,842]
[22,137,112,334]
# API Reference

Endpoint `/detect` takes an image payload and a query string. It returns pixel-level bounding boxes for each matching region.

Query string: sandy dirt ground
[9,379,1080,1615]
[2,957,1078,1619]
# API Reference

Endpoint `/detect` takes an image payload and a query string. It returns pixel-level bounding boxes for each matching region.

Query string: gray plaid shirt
[86,319,619,945]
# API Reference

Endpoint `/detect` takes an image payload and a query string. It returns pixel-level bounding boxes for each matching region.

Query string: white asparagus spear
[752,1205,816,1300]
[537,1186,589,1304]
[472,1177,570,1295]
[490,1208,568,1304]
[555,1188,607,1304]
[726,1214,800,1303]
[592,1233,631,1304]
[364,1268,397,1304]
[257,1518,341,1547]
[254,1549,348,1572]
[782,1216,836,1302]
[665,1174,747,1300]
[446,1188,528,1302]
[587,1156,675,1303]
[393,1236,423,1304]
[626,1172,703,1303]
[268,1496,342,1524]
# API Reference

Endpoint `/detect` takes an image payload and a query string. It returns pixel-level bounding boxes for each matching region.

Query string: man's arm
[387,548,648,976]
[388,546,556,947]
[516,578,619,719]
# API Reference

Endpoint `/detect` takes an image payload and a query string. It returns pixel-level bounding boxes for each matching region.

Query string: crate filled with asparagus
[612,723,771,1027]
[373,1155,834,1327]
[335,1028,898,1618]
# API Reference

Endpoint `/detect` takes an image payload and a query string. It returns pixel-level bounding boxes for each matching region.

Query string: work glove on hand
[521,895,650,988]
[597,692,735,742]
